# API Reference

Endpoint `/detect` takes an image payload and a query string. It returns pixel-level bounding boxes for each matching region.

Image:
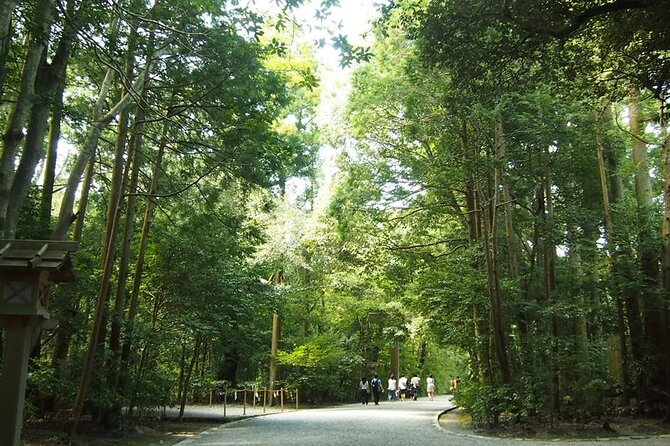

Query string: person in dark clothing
[370,373,384,405]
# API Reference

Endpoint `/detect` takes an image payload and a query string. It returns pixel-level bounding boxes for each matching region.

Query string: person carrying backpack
[370,373,384,405]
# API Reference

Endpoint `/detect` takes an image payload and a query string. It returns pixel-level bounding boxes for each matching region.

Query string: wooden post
[0,317,36,446]
[390,344,400,380]
[269,313,280,405]
[280,387,284,411]
[243,387,247,415]
[263,387,267,413]
[209,389,213,406]
[296,387,299,410]
[253,386,257,409]
[223,388,227,417]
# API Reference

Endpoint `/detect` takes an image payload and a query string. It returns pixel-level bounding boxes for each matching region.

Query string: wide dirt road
[175,395,670,446]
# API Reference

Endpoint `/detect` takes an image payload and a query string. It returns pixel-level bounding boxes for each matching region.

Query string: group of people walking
[359,372,437,404]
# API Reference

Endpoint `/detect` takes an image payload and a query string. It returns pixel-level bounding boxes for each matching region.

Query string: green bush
[455,381,543,427]
[277,334,364,403]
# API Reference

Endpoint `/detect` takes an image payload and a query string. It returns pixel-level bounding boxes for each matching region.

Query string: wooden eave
[0,240,79,282]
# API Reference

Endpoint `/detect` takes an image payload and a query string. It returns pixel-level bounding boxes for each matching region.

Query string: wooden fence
[209,387,300,416]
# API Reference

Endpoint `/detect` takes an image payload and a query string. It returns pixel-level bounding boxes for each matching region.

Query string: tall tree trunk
[70,69,134,436]
[108,118,142,385]
[7,0,74,237]
[464,127,489,382]
[119,121,167,394]
[566,224,589,369]
[495,116,528,376]
[179,336,204,420]
[5,64,52,237]
[479,150,511,385]
[541,146,560,414]
[52,14,150,239]
[0,0,54,237]
[0,0,18,98]
[658,103,670,420]
[270,312,281,391]
[495,117,519,277]
[629,85,666,402]
[596,105,631,401]
[72,152,95,242]
[39,80,65,233]
[107,24,141,388]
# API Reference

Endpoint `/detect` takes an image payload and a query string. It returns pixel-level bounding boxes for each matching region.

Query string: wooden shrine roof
[0,240,79,282]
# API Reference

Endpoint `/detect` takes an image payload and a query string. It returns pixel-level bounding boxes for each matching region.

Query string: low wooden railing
[209,387,299,416]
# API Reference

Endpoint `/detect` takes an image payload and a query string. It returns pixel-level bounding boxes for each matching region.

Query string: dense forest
[0,0,669,438]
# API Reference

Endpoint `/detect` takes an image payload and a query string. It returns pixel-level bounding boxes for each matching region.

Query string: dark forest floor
[445,410,670,440]
[23,419,220,446]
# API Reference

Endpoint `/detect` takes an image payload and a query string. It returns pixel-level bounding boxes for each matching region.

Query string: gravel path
[175,395,670,446]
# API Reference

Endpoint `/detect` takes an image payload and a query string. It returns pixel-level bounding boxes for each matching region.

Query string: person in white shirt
[410,373,421,400]
[398,374,408,401]
[359,376,369,405]
[426,374,436,400]
[387,374,398,401]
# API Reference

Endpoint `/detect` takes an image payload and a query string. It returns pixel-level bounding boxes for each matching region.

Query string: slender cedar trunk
[495,118,519,278]
[495,116,526,377]
[119,121,168,394]
[629,86,666,402]
[72,153,95,241]
[52,15,150,239]
[129,291,161,415]
[479,148,512,386]
[6,60,52,238]
[0,0,18,98]
[659,106,670,420]
[465,177,490,381]
[270,155,288,397]
[468,176,490,382]
[538,145,560,414]
[522,205,544,411]
[70,85,133,438]
[0,0,54,237]
[566,226,589,364]
[269,310,281,398]
[179,336,204,420]
[39,81,64,232]
[108,109,143,383]
[52,15,119,238]
[177,345,186,406]
[269,269,283,400]
[605,101,644,388]
[390,344,399,380]
[463,125,490,382]
[5,0,73,237]
[52,66,148,239]
[596,103,631,401]
[71,130,125,432]
[469,167,490,381]
[107,24,140,388]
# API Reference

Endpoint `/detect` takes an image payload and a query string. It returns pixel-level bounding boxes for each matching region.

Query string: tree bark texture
[0,0,54,237]
[0,0,18,98]
[479,146,512,385]
[119,125,167,393]
[596,104,631,401]
[629,85,667,402]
